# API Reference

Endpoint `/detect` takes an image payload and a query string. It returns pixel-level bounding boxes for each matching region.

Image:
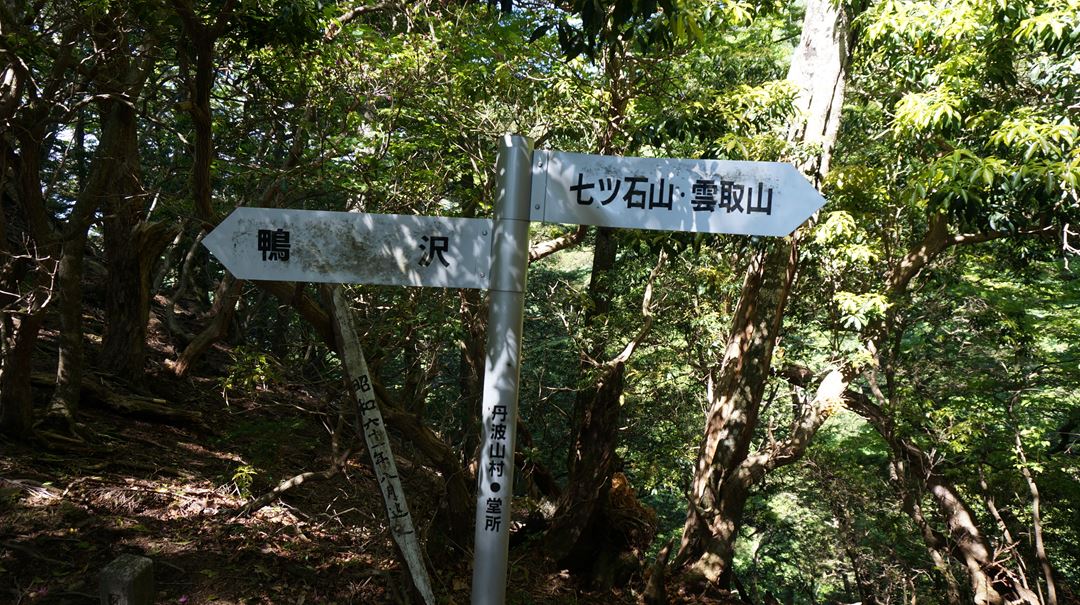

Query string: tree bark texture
[544,361,626,566]
[892,460,963,605]
[0,307,46,438]
[672,0,855,587]
[47,104,117,430]
[848,393,1041,605]
[978,465,1034,597]
[540,197,624,575]
[1015,428,1058,605]
[786,0,852,182]
[675,242,791,580]
[543,236,664,587]
[171,274,243,377]
[540,40,648,581]
[95,17,170,379]
[173,0,236,225]
[45,235,89,429]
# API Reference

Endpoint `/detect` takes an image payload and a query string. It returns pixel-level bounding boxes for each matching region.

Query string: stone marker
[99,554,154,605]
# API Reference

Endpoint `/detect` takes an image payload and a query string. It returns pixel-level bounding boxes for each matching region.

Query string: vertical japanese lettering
[483,497,503,532]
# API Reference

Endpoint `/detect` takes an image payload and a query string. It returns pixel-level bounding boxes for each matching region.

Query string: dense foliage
[1,0,1077,603]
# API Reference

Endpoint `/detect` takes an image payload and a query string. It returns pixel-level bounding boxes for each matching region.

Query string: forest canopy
[1,0,1078,603]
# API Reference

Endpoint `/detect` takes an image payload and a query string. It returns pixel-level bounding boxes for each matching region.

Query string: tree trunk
[542,226,627,575]
[892,460,963,605]
[101,216,176,378]
[785,0,851,182]
[541,41,631,571]
[457,288,486,470]
[542,238,668,588]
[848,393,1040,605]
[170,274,243,377]
[925,476,1008,605]
[46,107,109,432]
[0,307,46,438]
[673,0,855,588]
[0,59,52,440]
[44,233,89,431]
[544,360,626,565]
[675,241,794,585]
[173,0,236,225]
[1015,428,1058,605]
[979,464,1034,596]
[96,22,161,379]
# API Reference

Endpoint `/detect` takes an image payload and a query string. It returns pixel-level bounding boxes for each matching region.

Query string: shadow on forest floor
[0,301,694,605]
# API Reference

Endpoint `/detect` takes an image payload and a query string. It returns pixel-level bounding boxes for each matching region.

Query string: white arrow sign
[203,208,493,289]
[530,150,826,236]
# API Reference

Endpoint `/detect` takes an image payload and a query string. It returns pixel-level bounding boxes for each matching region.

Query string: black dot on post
[491,482,502,493]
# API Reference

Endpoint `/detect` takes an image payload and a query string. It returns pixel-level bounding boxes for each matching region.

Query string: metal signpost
[470,135,531,605]
[203,136,827,605]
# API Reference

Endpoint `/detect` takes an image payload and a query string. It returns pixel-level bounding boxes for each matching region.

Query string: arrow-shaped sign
[530,150,825,236]
[203,208,493,289]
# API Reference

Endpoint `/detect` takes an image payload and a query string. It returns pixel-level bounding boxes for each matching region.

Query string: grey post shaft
[471,135,532,605]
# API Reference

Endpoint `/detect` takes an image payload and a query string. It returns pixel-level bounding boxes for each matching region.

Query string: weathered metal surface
[203,208,493,289]
[530,150,826,236]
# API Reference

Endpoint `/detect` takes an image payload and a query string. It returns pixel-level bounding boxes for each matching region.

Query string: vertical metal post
[471,134,532,605]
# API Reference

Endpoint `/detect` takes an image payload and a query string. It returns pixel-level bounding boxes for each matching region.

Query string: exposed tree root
[30,372,205,427]
[237,451,351,517]
[642,538,673,605]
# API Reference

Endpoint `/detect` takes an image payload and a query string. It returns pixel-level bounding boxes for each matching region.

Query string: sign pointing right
[529,150,826,236]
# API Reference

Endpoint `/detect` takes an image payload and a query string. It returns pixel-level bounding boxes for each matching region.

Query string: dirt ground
[0,310,650,605]
[0,297,749,605]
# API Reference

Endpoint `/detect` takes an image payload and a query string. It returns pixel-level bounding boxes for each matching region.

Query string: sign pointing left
[203,208,493,289]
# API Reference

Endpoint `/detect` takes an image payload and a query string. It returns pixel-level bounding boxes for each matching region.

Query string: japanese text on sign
[419,235,450,267]
[204,208,493,289]
[349,373,414,536]
[530,150,826,237]
[570,174,773,215]
[257,228,291,261]
[481,403,510,532]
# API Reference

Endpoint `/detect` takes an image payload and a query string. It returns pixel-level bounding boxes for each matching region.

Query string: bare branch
[529,225,588,263]
[324,3,394,41]
[611,249,667,365]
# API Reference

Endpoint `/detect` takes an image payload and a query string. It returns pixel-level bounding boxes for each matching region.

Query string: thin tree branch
[611,249,667,365]
[528,225,588,263]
